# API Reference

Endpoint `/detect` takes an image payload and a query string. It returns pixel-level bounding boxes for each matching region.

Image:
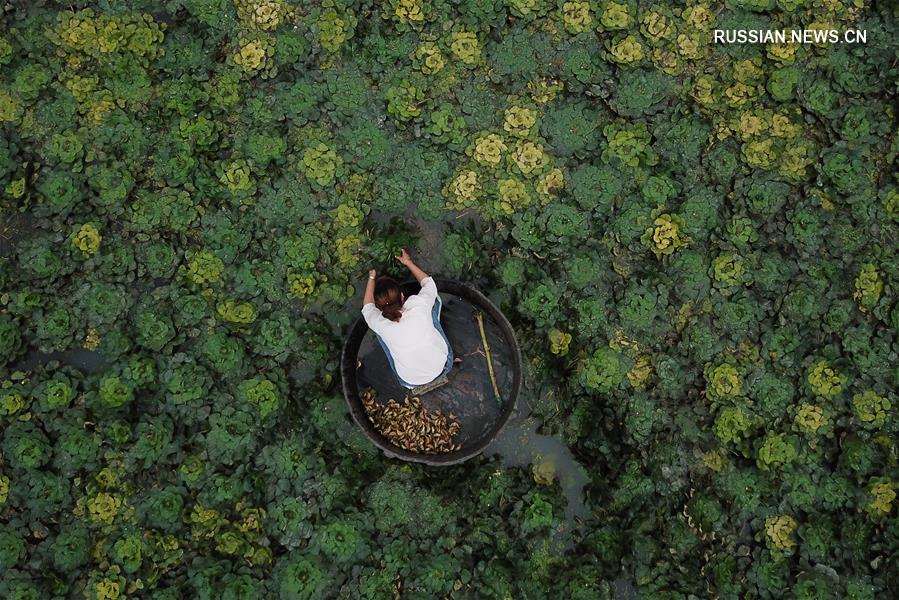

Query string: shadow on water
[484,367,591,549]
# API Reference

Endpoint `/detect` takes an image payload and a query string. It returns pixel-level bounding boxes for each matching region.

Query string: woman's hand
[364,269,376,306]
[394,249,412,267]
[395,249,429,283]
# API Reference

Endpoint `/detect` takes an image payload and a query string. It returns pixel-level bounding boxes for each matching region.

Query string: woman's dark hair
[374,276,404,322]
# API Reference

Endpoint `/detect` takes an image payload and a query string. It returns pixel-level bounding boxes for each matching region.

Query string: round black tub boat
[341,279,522,465]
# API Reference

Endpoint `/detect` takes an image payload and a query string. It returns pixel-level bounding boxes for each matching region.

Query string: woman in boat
[362,249,457,389]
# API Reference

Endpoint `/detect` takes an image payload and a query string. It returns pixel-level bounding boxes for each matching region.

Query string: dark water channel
[12,348,107,374]
[0,210,33,259]
[484,369,592,549]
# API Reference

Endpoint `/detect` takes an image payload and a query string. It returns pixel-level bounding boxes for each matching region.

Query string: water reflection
[485,374,591,549]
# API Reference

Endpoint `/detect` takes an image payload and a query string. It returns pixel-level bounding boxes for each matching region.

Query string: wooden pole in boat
[475,310,501,404]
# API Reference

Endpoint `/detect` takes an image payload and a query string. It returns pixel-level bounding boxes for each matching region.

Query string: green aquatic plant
[134,308,175,351]
[705,362,742,399]
[229,36,276,78]
[96,375,134,410]
[385,79,424,123]
[764,515,798,557]
[205,405,257,464]
[272,554,327,599]
[237,377,281,418]
[426,104,466,146]
[548,328,572,356]
[234,0,288,31]
[302,142,341,188]
[35,378,74,411]
[757,433,798,471]
[216,299,257,325]
[184,250,224,286]
[540,101,599,159]
[641,213,689,258]
[450,28,481,66]
[851,391,891,430]
[74,225,104,257]
[602,120,657,167]
[713,405,758,446]
[807,359,846,399]
[853,263,882,311]
[315,519,367,564]
[0,317,22,365]
[864,478,895,518]
[219,159,255,197]
[580,346,628,391]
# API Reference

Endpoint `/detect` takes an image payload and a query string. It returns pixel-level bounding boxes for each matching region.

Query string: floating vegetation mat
[361,387,462,454]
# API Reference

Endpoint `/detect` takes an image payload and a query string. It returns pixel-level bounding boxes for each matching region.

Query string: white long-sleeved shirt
[361,277,449,385]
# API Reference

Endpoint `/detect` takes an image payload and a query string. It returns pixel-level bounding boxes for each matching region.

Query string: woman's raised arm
[395,249,428,283]
[363,269,376,307]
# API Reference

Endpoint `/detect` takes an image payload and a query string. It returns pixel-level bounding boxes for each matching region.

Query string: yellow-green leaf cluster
[72,223,102,256]
[764,515,798,555]
[234,0,288,31]
[807,359,845,398]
